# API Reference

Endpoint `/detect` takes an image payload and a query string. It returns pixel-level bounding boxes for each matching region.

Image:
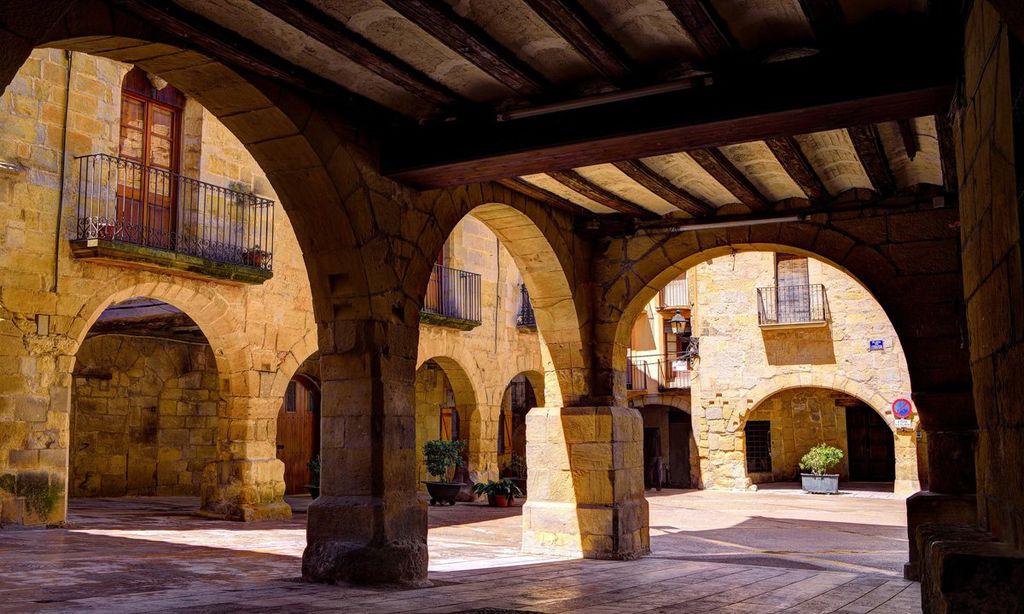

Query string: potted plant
[799,443,844,494]
[242,245,270,268]
[472,478,523,507]
[422,439,465,506]
[306,455,320,499]
[500,452,528,498]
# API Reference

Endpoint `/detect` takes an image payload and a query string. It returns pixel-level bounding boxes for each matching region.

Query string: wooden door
[117,70,181,249]
[276,378,319,495]
[643,427,662,489]
[775,254,810,322]
[668,411,692,488]
[846,404,895,481]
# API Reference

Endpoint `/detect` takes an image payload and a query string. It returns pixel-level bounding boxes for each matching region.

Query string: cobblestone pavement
[0,488,920,613]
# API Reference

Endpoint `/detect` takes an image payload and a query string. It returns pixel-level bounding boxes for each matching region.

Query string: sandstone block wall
[956,0,1024,550]
[71,335,220,497]
[0,49,316,524]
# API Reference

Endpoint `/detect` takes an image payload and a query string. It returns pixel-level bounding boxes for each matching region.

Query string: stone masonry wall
[746,388,851,483]
[688,252,919,494]
[70,335,220,497]
[0,49,316,524]
[956,0,1024,550]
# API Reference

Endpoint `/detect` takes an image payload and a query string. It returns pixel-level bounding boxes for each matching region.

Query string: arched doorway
[276,369,320,496]
[69,297,220,503]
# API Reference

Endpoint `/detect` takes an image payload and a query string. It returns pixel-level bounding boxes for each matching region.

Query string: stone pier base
[904,490,977,580]
[199,458,291,521]
[302,495,428,585]
[523,406,650,560]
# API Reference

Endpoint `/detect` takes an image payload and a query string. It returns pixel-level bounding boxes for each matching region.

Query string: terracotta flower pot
[487,494,511,507]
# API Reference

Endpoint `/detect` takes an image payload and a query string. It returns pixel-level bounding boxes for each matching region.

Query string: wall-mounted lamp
[669,309,688,335]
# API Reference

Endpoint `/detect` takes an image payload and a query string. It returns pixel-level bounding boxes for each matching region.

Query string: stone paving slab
[0,491,920,612]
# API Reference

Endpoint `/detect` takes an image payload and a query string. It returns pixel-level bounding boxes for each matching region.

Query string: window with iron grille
[745,420,772,473]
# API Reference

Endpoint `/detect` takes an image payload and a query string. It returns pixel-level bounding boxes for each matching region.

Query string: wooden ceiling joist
[798,0,847,41]
[688,148,770,211]
[611,160,714,217]
[848,125,897,195]
[523,0,633,80]
[765,136,829,204]
[249,0,460,109]
[496,177,595,217]
[662,0,737,59]
[381,0,549,97]
[381,23,958,188]
[548,170,658,219]
[897,118,920,160]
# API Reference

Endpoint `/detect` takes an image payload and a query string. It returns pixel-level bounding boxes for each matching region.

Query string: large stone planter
[423,481,462,506]
[801,473,839,494]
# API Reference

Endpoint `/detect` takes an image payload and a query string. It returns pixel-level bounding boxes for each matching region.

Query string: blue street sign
[869,339,885,351]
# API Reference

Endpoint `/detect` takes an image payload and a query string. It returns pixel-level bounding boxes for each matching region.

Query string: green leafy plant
[472,478,523,498]
[799,443,844,476]
[423,439,465,482]
[503,453,527,478]
[307,455,321,486]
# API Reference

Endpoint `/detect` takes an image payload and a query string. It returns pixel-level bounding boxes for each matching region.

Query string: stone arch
[414,187,589,407]
[414,355,480,480]
[605,220,968,411]
[270,333,320,400]
[735,380,920,495]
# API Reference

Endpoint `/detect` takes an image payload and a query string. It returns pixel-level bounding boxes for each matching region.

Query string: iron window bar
[421,263,482,324]
[756,284,830,326]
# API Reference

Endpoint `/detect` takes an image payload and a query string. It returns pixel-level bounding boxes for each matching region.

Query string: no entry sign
[892,398,913,419]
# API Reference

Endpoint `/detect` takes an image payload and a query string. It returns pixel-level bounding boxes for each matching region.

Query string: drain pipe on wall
[52,50,73,293]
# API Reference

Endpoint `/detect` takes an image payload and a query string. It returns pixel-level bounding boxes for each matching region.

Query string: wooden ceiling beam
[381,21,958,188]
[522,0,633,80]
[897,118,920,160]
[612,160,714,216]
[688,149,770,211]
[548,171,659,219]
[496,178,596,217]
[381,0,549,97]
[662,0,737,59]
[765,136,829,204]
[798,0,847,41]
[249,0,461,109]
[848,125,897,195]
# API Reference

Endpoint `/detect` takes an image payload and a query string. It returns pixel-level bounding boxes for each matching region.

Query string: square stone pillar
[522,406,649,560]
[302,321,427,585]
[200,395,290,521]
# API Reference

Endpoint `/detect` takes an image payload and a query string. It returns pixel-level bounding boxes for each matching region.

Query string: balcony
[626,358,693,393]
[756,284,830,327]
[516,283,536,330]
[659,278,689,309]
[421,264,482,330]
[69,154,274,284]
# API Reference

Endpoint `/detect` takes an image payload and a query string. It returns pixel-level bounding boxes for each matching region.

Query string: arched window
[117,67,184,249]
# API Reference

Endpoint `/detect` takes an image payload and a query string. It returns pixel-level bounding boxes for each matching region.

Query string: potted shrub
[242,245,270,268]
[500,453,528,498]
[472,478,523,507]
[799,443,844,494]
[306,455,320,499]
[422,439,465,506]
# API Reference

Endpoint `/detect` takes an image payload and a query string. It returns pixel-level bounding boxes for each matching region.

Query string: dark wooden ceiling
[118,0,960,221]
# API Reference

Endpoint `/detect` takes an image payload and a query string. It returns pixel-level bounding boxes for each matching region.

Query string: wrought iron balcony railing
[72,154,275,273]
[422,264,482,326]
[659,277,689,309]
[657,359,693,390]
[626,358,647,391]
[516,283,536,329]
[756,284,830,326]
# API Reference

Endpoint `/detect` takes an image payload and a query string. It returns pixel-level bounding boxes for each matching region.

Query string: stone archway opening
[414,357,477,489]
[68,297,222,516]
[496,371,544,494]
[276,352,320,497]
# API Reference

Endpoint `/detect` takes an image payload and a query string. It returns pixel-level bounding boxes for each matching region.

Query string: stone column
[200,392,290,521]
[904,389,978,579]
[302,320,427,585]
[522,405,649,559]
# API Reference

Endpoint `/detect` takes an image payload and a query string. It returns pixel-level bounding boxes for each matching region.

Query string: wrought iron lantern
[669,309,688,335]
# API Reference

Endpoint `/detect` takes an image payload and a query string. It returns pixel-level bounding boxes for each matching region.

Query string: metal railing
[756,284,829,325]
[657,359,693,390]
[626,358,647,391]
[73,154,274,271]
[516,283,536,328]
[660,278,689,309]
[422,264,482,323]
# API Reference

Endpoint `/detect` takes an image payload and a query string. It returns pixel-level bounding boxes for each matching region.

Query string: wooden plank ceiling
[148,0,954,221]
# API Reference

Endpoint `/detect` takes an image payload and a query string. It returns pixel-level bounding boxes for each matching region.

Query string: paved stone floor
[0,487,921,612]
